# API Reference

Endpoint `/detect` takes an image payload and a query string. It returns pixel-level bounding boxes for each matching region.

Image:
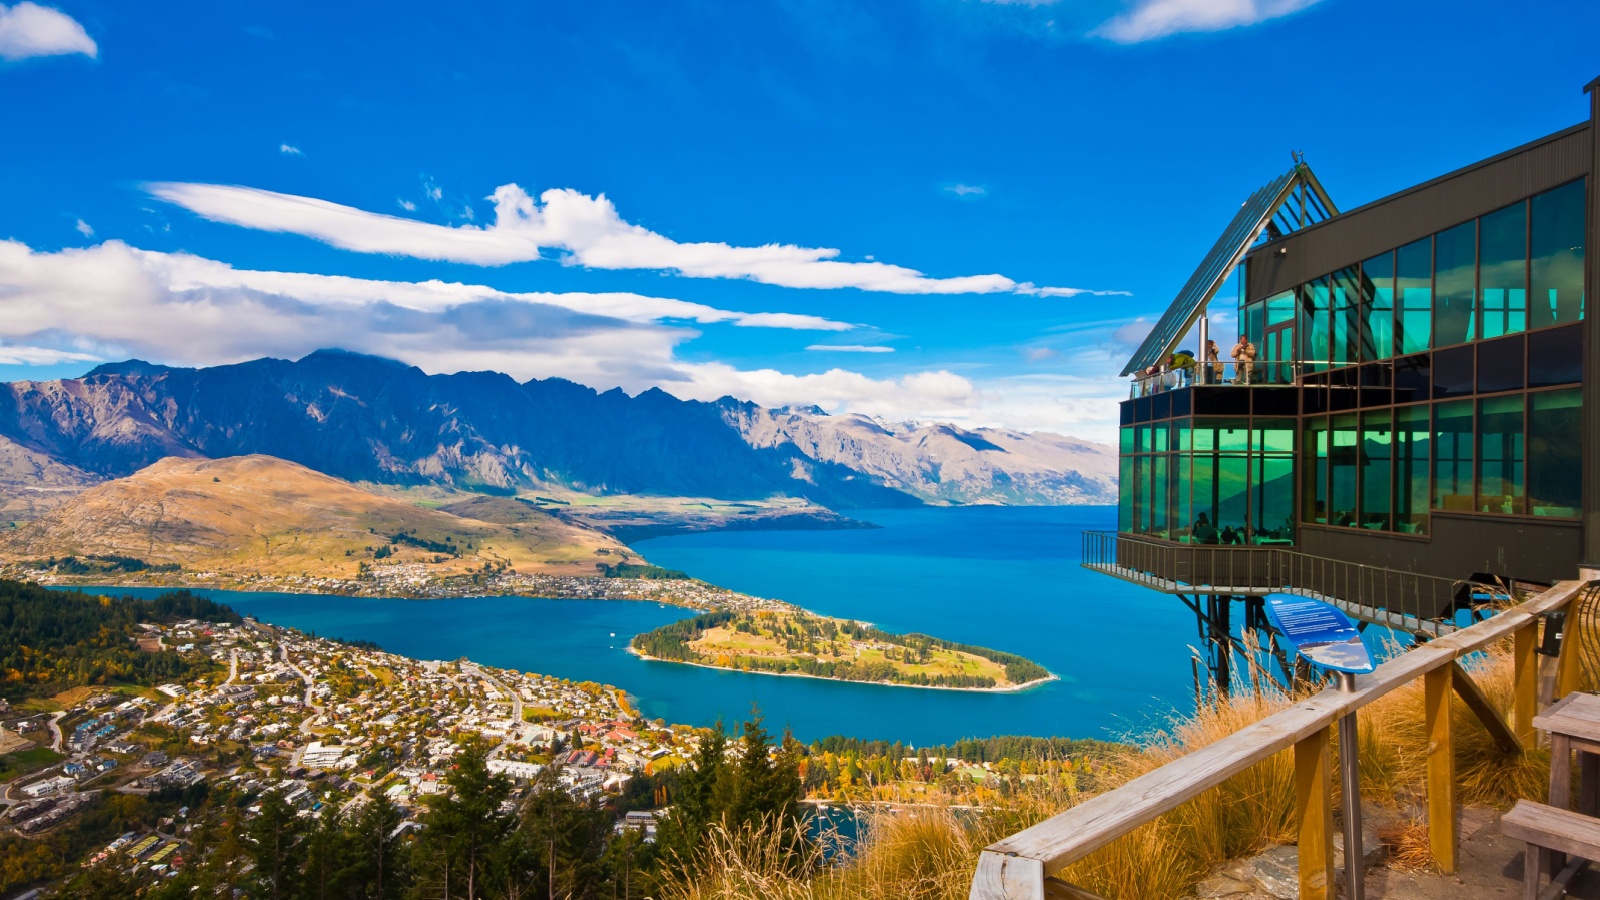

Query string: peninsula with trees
[631,609,1054,691]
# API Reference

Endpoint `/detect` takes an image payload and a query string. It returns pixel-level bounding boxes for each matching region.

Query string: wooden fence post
[1295,727,1334,900]
[1557,608,1585,699]
[1514,621,1538,748]
[1425,666,1457,872]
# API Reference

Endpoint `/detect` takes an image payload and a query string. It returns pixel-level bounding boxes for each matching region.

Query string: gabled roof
[1121,161,1337,377]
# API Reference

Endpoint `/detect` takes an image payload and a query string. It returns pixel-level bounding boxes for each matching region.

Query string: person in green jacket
[1170,349,1197,386]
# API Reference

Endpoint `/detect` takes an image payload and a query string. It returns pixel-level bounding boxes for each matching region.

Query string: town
[0,614,705,883]
[0,562,795,614]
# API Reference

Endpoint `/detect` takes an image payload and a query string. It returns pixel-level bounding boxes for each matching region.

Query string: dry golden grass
[663,629,1556,900]
[0,454,628,578]
[1377,816,1433,872]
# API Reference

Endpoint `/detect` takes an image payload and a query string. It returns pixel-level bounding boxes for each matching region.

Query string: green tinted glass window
[1330,268,1362,367]
[1244,301,1265,346]
[1476,395,1524,514]
[1330,413,1359,527]
[1531,180,1585,328]
[1190,454,1249,544]
[1302,417,1329,524]
[1433,400,1474,510]
[1266,291,1297,326]
[1395,405,1430,534]
[1360,409,1393,530]
[1132,454,1148,533]
[1172,419,1191,452]
[1479,202,1528,340]
[1173,454,1193,542]
[1120,426,1134,455]
[1529,389,1581,517]
[1193,418,1248,452]
[1300,279,1331,370]
[1136,424,1151,453]
[1151,454,1170,537]
[1216,455,1249,542]
[1151,421,1168,453]
[1254,418,1295,454]
[1361,251,1395,361]
[1251,456,1295,545]
[1434,222,1477,347]
[1397,237,1433,354]
[1118,456,1134,532]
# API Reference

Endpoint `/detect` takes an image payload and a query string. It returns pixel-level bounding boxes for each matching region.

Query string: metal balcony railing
[1082,530,1473,630]
[1128,359,1324,398]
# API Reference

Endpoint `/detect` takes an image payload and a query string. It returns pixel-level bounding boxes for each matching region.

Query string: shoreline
[22,572,1057,696]
[626,645,1058,694]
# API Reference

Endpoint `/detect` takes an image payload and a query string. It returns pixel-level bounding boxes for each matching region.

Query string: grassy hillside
[0,455,631,579]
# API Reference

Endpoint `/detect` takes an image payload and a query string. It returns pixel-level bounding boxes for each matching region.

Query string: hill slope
[0,350,1115,513]
[0,455,628,578]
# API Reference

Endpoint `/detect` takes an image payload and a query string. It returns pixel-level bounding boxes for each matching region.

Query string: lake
[85,506,1208,745]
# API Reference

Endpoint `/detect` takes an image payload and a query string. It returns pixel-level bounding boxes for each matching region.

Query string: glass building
[1096,76,1599,635]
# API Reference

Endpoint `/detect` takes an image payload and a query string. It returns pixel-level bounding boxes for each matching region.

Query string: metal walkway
[1081,531,1491,639]
[1083,560,1455,637]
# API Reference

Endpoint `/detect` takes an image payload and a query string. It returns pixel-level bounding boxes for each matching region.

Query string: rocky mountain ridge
[0,350,1115,517]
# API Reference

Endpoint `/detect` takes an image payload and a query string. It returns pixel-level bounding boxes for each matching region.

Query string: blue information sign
[1261,593,1374,675]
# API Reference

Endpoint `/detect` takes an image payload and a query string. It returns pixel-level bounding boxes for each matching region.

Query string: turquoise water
[83,506,1206,745]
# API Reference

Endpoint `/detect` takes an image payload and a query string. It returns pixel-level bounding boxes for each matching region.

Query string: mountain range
[0,350,1115,519]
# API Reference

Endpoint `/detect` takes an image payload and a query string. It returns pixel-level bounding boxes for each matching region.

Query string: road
[283,642,323,769]
[463,665,521,757]
[46,711,65,752]
[226,649,238,684]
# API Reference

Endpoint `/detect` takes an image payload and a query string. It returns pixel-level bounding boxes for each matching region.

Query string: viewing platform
[1082,530,1478,638]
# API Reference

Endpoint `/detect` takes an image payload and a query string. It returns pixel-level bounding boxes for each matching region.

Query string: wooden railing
[969,579,1591,900]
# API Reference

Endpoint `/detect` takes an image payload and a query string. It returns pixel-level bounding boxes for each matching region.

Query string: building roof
[1120,161,1337,377]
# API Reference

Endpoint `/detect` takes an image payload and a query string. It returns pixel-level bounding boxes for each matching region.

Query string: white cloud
[1095,0,1319,42]
[1022,346,1059,362]
[73,218,92,237]
[279,143,303,156]
[0,342,99,365]
[0,239,1117,434]
[147,180,1117,297]
[396,198,417,212]
[806,344,894,353]
[0,2,95,61]
[1110,317,1154,348]
[0,239,850,384]
[945,184,986,198]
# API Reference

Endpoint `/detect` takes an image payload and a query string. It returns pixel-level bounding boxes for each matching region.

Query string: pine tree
[348,793,406,900]
[248,789,307,900]
[415,741,513,900]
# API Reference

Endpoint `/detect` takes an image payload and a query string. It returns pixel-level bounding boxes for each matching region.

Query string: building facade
[1098,77,1599,637]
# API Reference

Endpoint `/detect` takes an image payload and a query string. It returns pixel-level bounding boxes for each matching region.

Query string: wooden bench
[1500,800,1600,899]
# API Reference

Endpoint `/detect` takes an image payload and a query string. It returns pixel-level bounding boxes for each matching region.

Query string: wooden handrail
[971,579,1588,900]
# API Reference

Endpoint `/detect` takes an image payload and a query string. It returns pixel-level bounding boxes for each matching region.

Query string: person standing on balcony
[1230,336,1257,384]
[1203,339,1221,385]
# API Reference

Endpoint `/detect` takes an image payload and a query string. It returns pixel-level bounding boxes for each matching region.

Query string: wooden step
[1501,800,1600,861]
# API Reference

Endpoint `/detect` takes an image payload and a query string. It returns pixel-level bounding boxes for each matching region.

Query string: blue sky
[1,0,1596,443]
